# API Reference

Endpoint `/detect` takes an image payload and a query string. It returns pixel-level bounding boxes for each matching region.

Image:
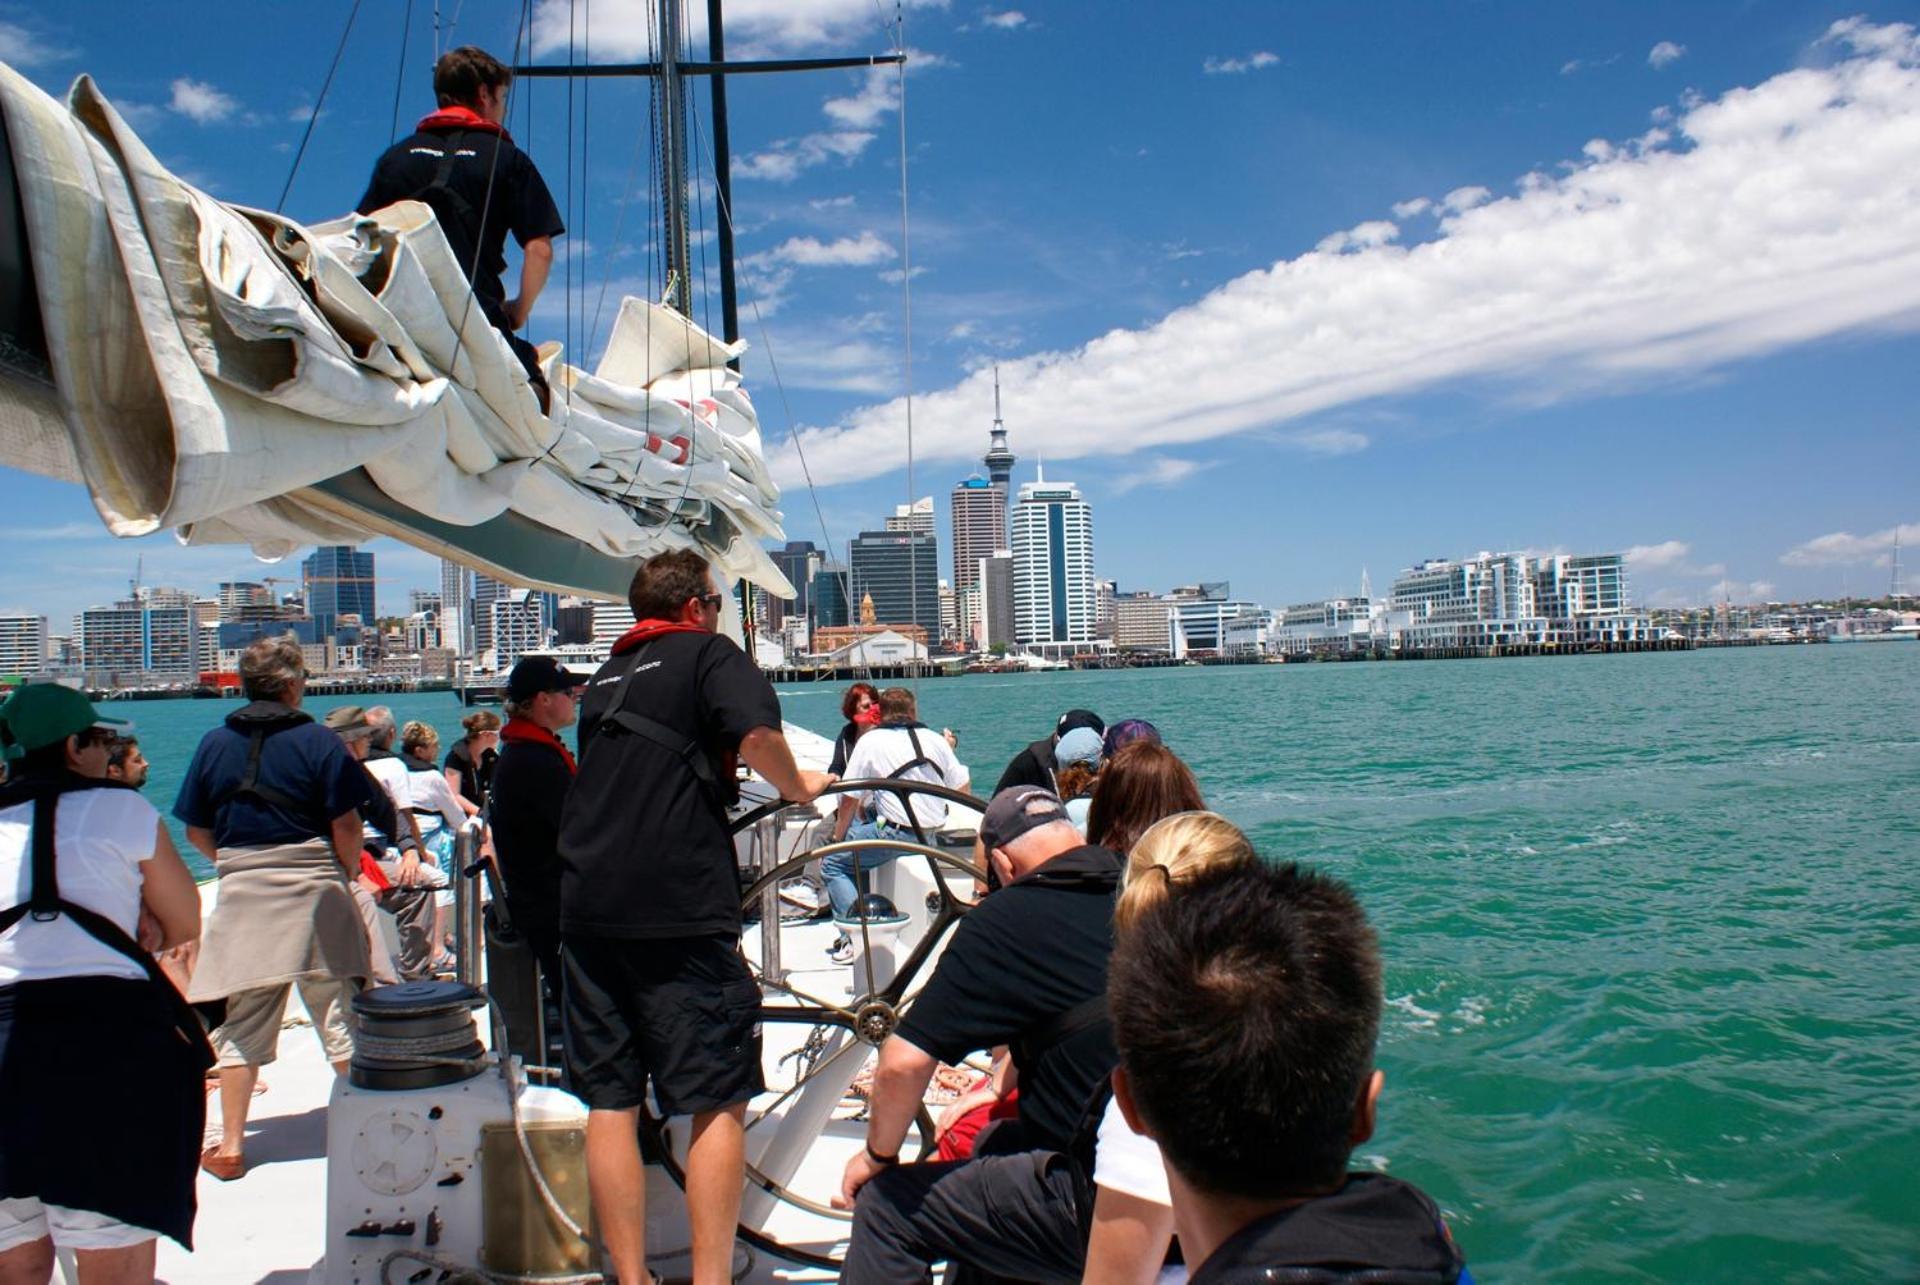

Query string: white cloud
[1282,428,1371,456]
[0,20,74,67]
[1391,197,1432,219]
[531,0,945,58]
[1626,539,1690,568]
[1110,457,1216,495]
[769,21,1920,490]
[1203,51,1280,76]
[1648,41,1687,69]
[982,11,1027,31]
[169,77,239,124]
[1440,184,1491,213]
[752,231,895,268]
[1708,577,1777,603]
[1315,220,1399,254]
[1779,521,1920,566]
[736,131,875,182]
[825,66,902,130]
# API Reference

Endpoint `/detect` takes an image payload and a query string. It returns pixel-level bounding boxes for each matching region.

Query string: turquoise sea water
[125,644,1917,1280]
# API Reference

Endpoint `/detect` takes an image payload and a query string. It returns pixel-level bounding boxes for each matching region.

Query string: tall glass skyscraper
[848,531,940,639]
[302,546,375,636]
[1010,475,1096,645]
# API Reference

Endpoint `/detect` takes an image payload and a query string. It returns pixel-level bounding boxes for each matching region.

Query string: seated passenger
[1052,725,1103,832]
[1084,740,1204,858]
[835,787,1120,1284]
[825,687,969,963]
[994,707,1103,795]
[1108,859,1470,1283]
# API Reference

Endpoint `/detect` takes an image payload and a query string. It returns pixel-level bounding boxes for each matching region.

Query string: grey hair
[365,705,397,749]
[240,633,306,701]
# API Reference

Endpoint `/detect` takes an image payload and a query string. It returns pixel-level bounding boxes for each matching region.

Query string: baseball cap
[323,705,374,740]
[0,684,129,760]
[1054,709,1104,738]
[1055,726,1103,767]
[979,785,1073,854]
[1102,718,1162,758]
[506,656,583,703]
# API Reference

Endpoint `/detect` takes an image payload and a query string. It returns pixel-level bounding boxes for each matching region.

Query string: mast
[708,0,740,350]
[659,0,692,316]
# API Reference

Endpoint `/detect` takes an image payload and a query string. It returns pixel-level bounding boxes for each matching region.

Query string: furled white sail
[0,65,791,602]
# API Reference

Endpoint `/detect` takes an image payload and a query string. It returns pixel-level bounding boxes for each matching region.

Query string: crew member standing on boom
[557,549,833,1285]
[357,46,565,410]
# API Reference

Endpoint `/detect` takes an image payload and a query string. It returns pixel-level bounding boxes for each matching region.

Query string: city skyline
[0,5,1913,625]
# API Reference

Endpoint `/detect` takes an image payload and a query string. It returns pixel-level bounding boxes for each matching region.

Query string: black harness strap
[0,780,216,1070]
[222,726,307,816]
[884,726,940,781]
[596,644,725,803]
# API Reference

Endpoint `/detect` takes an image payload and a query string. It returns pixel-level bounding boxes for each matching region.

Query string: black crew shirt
[356,127,564,314]
[489,735,572,953]
[556,630,783,940]
[892,843,1121,1153]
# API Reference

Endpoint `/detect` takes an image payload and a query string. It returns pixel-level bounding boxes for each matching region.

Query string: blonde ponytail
[1114,811,1256,935]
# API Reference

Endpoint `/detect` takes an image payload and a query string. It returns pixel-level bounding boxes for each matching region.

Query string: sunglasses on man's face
[699,593,725,610]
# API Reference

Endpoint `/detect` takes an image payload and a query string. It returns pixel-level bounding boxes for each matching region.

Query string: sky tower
[984,365,1016,496]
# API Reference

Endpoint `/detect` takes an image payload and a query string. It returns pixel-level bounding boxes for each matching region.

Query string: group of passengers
[0,548,1472,1285]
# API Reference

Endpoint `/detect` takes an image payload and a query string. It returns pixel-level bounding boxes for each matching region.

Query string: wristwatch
[865,1142,899,1167]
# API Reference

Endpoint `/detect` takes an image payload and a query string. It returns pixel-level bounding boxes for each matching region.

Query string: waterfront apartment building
[78,600,200,682]
[0,614,49,677]
[1276,597,1392,656]
[1389,551,1651,650]
[1112,592,1172,653]
[302,546,375,637]
[849,530,940,640]
[1010,475,1096,649]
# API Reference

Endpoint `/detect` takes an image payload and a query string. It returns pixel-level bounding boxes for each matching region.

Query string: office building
[769,541,822,629]
[812,562,851,629]
[440,559,474,657]
[1112,591,1171,654]
[977,552,1017,650]
[592,599,638,650]
[0,614,49,677]
[848,530,940,639]
[490,589,553,668]
[472,574,509,656]
[1010,473,1096,647]
[885,497,935,535]
[1169,584,1266,659]
[950,475,1007,641]
[303,545,375,636]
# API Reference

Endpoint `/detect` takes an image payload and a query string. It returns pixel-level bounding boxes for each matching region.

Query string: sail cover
[0,66,792,602]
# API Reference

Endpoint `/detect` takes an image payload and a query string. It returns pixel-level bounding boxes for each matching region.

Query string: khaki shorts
[212,978,359,1069]
[0,1197,154,1253]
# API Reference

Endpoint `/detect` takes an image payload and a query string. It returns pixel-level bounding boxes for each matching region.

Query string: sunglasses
[699,593,725,610]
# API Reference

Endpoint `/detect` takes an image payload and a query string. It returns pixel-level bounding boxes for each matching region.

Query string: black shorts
[559,933,764,1115]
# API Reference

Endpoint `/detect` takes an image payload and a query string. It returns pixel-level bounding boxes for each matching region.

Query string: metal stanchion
[452,816,485,988]
[754,813,785,985]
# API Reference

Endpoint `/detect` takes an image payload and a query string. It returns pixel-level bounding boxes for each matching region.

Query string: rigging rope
[277,0,365,213]
[890,2,925,679]
[389,0,414,146]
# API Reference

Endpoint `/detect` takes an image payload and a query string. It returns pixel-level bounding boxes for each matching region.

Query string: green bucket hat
[0,684,130,761]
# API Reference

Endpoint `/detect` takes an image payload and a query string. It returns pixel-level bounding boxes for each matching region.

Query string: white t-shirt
[843,725,970,829]
[0,786,160,985]
[1093,1093,1172,1206]
[398,761,467,831]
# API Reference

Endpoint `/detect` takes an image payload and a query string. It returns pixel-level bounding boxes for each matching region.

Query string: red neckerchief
[416,105,510,139]
[501,716,576,775]
[611,620,709,656]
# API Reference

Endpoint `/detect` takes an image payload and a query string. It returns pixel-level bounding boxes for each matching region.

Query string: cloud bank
[771,20,1920,490]
[531,0,942,58]
[1780,521,1920,566]
[169,77,239,124]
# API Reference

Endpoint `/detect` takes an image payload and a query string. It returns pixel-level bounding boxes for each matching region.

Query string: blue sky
[1,0,1917,628]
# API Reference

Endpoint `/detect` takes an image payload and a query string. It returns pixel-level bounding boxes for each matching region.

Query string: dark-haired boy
[358,45,564,408]
[1108,860,1470,1283]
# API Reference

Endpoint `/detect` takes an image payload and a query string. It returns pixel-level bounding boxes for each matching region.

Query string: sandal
[200,1147,246,1182]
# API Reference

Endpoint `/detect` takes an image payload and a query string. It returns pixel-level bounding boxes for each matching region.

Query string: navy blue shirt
[172,703,375,849]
